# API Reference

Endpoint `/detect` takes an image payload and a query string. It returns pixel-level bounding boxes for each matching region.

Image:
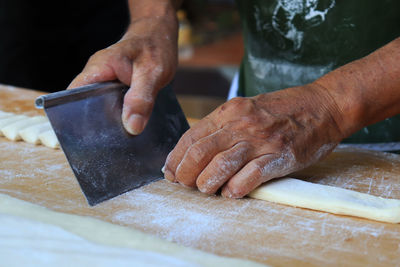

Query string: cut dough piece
[0,115,28,135]
[1,116,47,141]
[249,178,400,223]
[0,110,58,149]
[39,129,60,148]
[0,193,263,267]
[19,121,52,144]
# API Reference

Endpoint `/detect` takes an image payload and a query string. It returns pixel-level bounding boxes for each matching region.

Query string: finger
[68,47,136,89]
[196,141,251,194]
[163,117,216,182]
[175,128,235,187]
[68,64,116,89]
[221,152,295,198]
[122,55,167,135]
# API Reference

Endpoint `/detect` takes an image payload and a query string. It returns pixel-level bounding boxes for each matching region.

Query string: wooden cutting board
[1,84,399,266]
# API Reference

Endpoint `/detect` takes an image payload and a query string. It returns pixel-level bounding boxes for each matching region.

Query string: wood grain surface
[1,84,399,266]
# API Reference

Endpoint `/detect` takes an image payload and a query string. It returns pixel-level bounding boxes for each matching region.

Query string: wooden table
[1,84,400,266]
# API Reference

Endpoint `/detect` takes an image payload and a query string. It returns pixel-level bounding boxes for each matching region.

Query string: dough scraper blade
[35,82,189,206]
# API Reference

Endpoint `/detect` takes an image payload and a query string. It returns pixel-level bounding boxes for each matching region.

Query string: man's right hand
[68,1,179,135]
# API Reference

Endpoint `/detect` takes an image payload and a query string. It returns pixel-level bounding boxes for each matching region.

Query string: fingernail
[125,114,145,135]
[198,186,207,193]
[222,188,233,198]
[161,165,166,174]
[178,182,193,188]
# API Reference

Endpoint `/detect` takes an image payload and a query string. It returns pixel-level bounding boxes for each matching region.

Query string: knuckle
[222,97,243,111]
[174,132,195,153]
[180,130,195,145]
[121,39,137,53]
[250,160,265,178]
[237,141,252,151]
[124,92,154,105]
[215,151,241,174]
[164,153,176,170]
[217,98,239,113]
[214,152,228,167]
[89,49,109,61]
[229,97,254,111]
[124,84,155,101]
[228,97,245,105]
[187,144,204,164]
[135,61,168,85]
[149,64,165,79]
[217,97,257,122]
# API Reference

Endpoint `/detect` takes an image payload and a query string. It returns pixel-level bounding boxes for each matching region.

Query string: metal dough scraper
[35,82,189,206]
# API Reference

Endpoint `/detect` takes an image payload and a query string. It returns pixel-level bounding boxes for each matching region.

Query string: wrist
[312,38,400,139]
[124,2,178,39]
[310,79,361,139]
[295,83,348,142]
[129,0,179,24]
[122,12,178,45]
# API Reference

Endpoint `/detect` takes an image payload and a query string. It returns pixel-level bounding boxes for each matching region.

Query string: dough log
[249,178,400,223]
[0,193,263,267]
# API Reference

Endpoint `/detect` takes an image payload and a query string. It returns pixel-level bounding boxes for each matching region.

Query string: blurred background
[176,0,243,119]
[0,0,243,120]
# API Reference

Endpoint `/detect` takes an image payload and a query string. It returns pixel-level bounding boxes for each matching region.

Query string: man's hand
[68,1,179,135]
[163,84,345,198]
[164,37,400,198]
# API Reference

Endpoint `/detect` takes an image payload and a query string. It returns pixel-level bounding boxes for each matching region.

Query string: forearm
[128,0,182,22]
[315,37,400,137]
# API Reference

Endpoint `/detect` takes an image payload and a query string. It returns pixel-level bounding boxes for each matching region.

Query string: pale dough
[0,193,264,267]
[0,115,27,130]
[0,110,59,149]
[2,116,47,141]
[39,129,60,149]
[0,111,13,119]
[249,178,400,223]
[19,122,52,144]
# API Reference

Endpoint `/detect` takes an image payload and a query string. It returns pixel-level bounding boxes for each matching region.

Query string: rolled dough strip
[0,115,28,135]
[38,129,60,149]
[1,214,199,267]
[1,116,47,141]
[249,178,400,223]
[19,121,52,144]
[0,193,263,267]
[0,111,12,119]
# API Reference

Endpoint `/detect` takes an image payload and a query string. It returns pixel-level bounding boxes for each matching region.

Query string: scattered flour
[1,137,400,266]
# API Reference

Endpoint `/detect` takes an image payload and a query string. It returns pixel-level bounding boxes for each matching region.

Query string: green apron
[236,0,400,145]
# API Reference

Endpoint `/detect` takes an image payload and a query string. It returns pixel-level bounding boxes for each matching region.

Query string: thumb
[67,65,116,89]
[122,66,163,135]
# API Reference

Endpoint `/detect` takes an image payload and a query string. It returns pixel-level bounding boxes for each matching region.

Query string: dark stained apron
[236,0,400,147]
